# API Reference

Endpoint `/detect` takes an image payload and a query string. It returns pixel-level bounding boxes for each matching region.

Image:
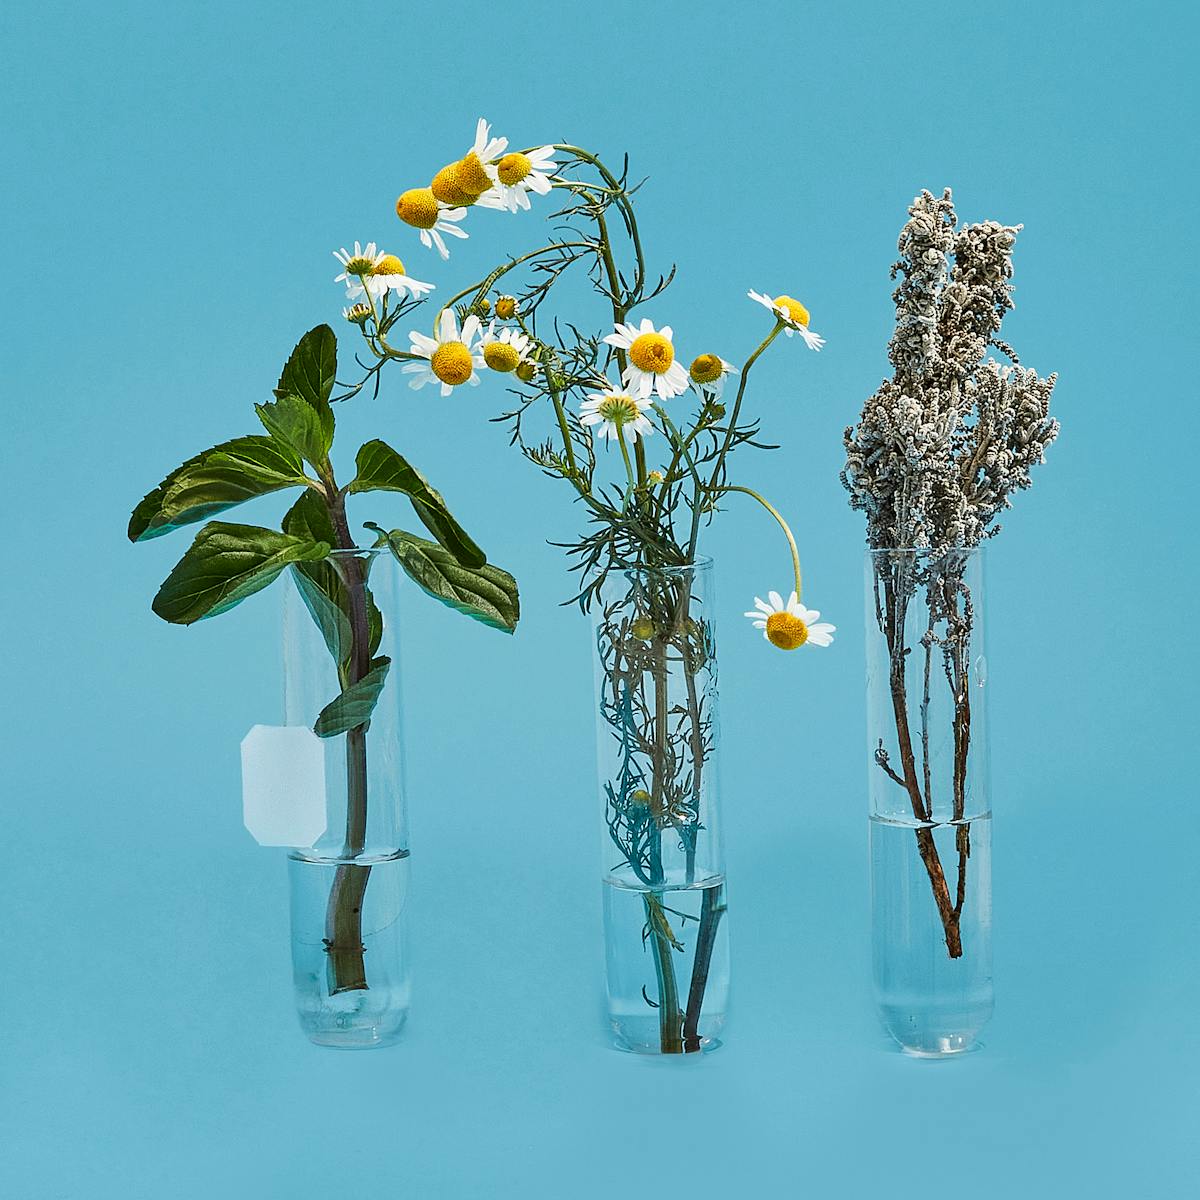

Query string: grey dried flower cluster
[842,188,1059,550]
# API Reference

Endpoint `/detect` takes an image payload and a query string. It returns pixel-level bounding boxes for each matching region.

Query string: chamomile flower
[579,389,655,443]
[747,290,826,351]
[478,145,559,212]
[333,242,384,294]
[744,591,835,650]
[431,118,509,207]
[688,353,738,398]
[603,318,690,401]
[402,309,484,396]
[479,322,533,374]
[395,188,469,260]
[361,253,434,300]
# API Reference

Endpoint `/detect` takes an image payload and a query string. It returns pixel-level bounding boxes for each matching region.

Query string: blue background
[3,1,1196,1194]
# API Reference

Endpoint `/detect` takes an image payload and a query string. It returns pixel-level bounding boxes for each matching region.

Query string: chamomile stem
[687,323,785,558]
[352,278,418,363]
[434,241,593,331]
[548,385,582,486]
[718,485,803,600]
[651,403,704,501]
[549,144,647,300]
[616,426,637,506]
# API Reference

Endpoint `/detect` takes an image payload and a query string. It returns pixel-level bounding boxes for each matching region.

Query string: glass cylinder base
[870,815,993,1057]
[603,875,729,1055]
[288,851,411,1049]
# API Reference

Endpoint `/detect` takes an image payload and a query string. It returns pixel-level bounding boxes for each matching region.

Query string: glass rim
[621,554,714,579]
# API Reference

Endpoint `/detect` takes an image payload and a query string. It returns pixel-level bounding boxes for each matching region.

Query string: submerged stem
[323,489,376,992]
[644,891,683,1054]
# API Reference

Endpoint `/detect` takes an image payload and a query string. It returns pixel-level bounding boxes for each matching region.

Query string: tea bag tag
[241,725,327,848]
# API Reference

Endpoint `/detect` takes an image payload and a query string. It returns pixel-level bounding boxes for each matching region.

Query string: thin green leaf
[256,392,333,471]
[313,656,391,738]
[367,524,519,634]
[152,521,329,625]
[129,436,306,542]
[349,439,486,569]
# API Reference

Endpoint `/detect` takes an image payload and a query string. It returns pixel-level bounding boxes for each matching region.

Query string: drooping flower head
[603,318,689,401]
[579,389,654,442]
[363,253,434,300]
[479,145,559,212]
[333,242,384,294]
[480,322,533,374]
[395,188,469,260]
[430,118,508,208]
[688,353,738,398]
[748,290,826,351]
[402,310,485,396]
[744,591,835,651]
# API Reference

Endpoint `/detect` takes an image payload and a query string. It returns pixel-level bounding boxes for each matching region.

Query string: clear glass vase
[592,557,729,1054]
[282,548,410,1049]
[865,545,992,1056]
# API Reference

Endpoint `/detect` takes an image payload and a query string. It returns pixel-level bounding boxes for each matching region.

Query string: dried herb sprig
[843,188,1058,959]
[842,187,1059,553]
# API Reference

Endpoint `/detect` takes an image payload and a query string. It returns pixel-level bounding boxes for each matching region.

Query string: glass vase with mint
[129,321,519,1047]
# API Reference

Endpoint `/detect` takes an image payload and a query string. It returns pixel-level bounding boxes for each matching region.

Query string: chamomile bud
[631,616,655,639]
[495,295,517,319]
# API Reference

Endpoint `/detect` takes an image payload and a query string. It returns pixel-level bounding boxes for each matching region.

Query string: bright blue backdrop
[3,2,1196,1195]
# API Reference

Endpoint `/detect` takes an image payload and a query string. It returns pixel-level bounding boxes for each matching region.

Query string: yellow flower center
[628,332,674,374]
[451,152,493,198]
[496,152,533,185]
[646,470,664,486]
[431,164,474,207]
[343,254,377,276]
[495,295,517,319]
[765,612,808,650]
[773,295,810,327]
[371,254,406,276]
[483,341,521,373]
[689,353,724,384]
[515,360,537,382]
[597,394,640,425]
[430,341,474,386]
[396,188,440,230]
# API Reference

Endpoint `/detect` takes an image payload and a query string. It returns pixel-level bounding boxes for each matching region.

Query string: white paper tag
[241,725,328,848]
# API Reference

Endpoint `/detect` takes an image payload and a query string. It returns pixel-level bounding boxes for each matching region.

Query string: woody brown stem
[883,571,963,959]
